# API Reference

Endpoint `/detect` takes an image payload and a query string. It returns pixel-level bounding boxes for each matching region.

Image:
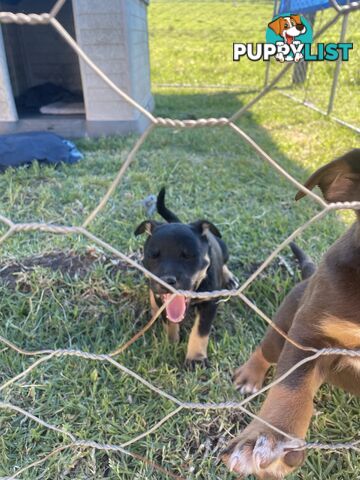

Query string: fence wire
[277,2,360,133]
[0,0,360,478]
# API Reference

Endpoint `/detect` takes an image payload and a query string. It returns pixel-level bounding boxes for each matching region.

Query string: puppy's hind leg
[233,280,308,393]
[149,290,159,317]
[233,346,271,395]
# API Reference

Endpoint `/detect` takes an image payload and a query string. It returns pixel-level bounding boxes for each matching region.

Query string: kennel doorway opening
[1,0,84,128]
[0,0,154,137]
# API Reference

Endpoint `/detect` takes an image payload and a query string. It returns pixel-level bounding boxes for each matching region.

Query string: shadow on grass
[153,89,309,176]
[0,89,354,480]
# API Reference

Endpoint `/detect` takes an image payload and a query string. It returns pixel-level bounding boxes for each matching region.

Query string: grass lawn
[0,1,359,479]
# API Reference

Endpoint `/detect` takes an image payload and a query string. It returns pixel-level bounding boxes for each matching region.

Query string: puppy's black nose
[161,275,177,286]
[296,23,304,31]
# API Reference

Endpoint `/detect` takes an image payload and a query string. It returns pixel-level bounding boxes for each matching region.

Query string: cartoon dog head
[268,15,306,44]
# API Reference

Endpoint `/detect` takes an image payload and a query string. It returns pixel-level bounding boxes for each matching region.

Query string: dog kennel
[0,0,153,137]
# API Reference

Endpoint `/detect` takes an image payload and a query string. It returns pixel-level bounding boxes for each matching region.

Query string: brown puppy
[223,149,360,479]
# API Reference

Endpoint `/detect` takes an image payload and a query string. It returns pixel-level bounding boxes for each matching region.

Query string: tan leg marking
[149,290,158,317]
[259,380,320,438]
[164,321,180,343]
[186,314,209,361]
[150,290,180,343]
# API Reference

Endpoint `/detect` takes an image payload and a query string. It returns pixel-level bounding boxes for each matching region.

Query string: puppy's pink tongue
[163,294,186,323]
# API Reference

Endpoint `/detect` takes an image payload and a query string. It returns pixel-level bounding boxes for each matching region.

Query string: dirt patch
[0,249,298,291]
[0,248,143,289]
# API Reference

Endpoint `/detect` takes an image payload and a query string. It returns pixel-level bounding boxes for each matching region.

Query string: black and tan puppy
[223,149,360,478]
[135,188,238,368]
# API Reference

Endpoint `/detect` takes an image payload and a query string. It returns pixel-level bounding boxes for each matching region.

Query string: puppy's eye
[180,251,193,260]
[284,23,289,28]
[149,250,160,259]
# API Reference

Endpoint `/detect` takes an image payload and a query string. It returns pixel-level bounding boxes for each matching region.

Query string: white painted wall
[73,0,152,123]
[0,26,17,121]
[125,0,152,116]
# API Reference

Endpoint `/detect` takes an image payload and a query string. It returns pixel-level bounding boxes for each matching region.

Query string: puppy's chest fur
[341,325,360,373]
[321,316,360,374]
[197,233,224,292]
[343,358,360,374]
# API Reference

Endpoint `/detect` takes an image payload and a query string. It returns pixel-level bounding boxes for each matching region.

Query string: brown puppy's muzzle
[296,23,305,31]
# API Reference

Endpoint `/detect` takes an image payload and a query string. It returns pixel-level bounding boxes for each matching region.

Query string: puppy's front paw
[222,427,305,479]
[185,357,210,370]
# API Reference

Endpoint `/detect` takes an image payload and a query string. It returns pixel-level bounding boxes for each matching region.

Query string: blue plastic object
[279,0,349,14]
[0,132,83,172]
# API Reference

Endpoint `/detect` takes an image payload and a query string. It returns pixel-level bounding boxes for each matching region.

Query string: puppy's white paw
[232,359,267,395]
[233,369,260,395]
[223,429,306,479]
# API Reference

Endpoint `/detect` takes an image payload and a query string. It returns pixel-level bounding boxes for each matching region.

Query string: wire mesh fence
[270,2,360,132]
[0,0,360,478]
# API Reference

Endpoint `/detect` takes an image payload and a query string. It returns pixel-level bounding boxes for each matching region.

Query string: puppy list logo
[267,13,312,62]
[233,13,352,62]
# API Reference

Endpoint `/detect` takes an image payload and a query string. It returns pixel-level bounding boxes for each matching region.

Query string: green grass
[150,0,360,128]
[0,1,359,478]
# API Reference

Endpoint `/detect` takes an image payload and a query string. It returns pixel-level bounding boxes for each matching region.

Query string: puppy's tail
[156,187,181,223]
[290,242,316,280]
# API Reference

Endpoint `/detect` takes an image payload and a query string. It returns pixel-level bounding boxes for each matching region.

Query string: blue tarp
[0,132,83,172]
[279,0,349,14]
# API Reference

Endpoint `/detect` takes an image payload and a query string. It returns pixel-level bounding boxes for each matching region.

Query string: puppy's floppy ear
[295,149,360,203]
[191,220,222,238]
[268,17,282,35]
[134,220,161,236]
[290,14,302,24]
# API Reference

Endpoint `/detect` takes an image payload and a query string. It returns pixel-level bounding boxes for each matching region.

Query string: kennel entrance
[0,0,154,137]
